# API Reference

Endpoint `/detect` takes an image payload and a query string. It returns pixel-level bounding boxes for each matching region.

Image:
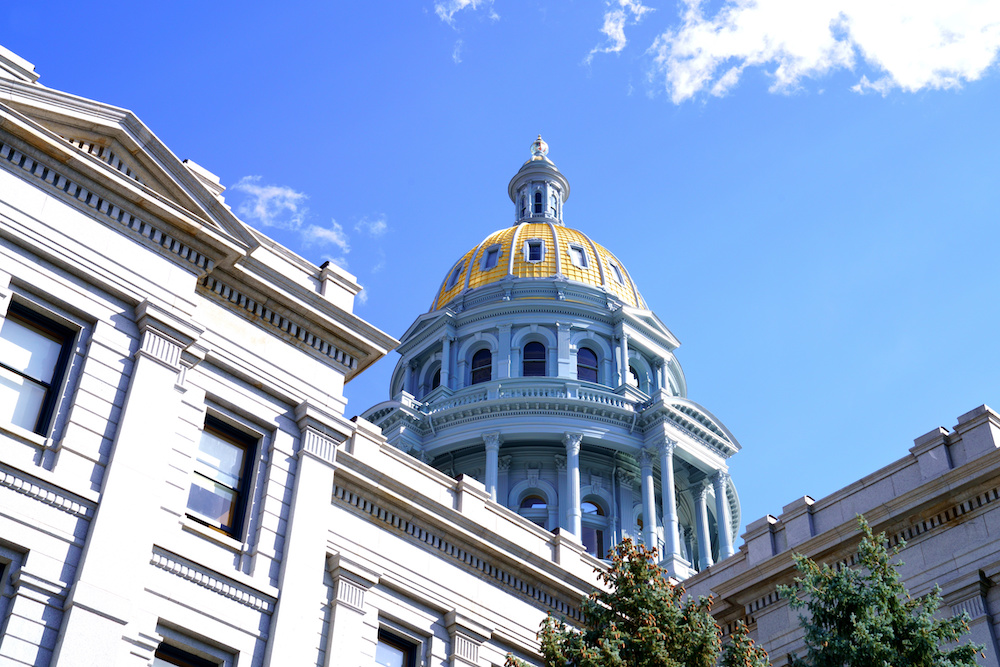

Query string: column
[638,449,657,549]
[324,555,381,667]
[441,335,452,389]
[402,360,413,395]
[694,482,713,569]
[51,300,203,665]
[658,439,681,563]
[564,432,583,539]
[618,332,630,386]
[265,402,351,665]
[615,468,636,541]
[712,471,735,560]
[498,324,512,379]
[497,456,512,506]
[483,431,501,501]
[554,455,567,530]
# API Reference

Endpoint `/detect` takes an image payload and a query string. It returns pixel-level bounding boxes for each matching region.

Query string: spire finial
[530,134,549,160]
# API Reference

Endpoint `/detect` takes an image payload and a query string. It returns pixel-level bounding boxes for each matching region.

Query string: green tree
[510,538,770,667]
[721,620,771,667]
[778,515,982,667]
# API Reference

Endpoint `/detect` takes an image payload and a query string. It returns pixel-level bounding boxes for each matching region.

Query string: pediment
[0,82,258,252]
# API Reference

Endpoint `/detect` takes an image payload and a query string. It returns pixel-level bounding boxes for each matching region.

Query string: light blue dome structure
[363,138,741,577]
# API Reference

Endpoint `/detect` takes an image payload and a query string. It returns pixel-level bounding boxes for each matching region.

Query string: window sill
[181,515,244,552]
[0,420,47,449]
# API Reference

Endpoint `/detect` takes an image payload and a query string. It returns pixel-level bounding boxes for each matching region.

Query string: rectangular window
[187,416,256,537]
[154,644,219,667]
[376,630,418,667]
[0,303,74,434]
[608,261,624,284]
[526,240,543,263]
[481,246,500,270]
[568,245,588,268]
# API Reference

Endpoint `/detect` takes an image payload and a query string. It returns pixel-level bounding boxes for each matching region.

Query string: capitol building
[1,45,999,667]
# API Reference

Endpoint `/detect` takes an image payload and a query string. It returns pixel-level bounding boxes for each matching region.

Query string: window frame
[186,415,257,539]
[445,261,465,290]
[154,644,220,667]
[376,628,419,667]
[524,239,545,263]
[581,499,609,558]
[0,302,75,435]
[470,348,492,385]
[533,191,543,215]
[567,244,588,268]
[608,260,625,284]
[522,341,546,377]
[480,244,502,271]
[576,347,599,383]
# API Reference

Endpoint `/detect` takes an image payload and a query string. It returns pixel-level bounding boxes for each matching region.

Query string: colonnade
[477,431,736,567]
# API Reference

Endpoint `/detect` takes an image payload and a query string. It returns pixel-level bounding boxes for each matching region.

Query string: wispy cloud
[435,0,498,26]
[356,288,369,305]
[648,0,1000,103]
[355,215,388,238]
[587,0,655,64]
[453,39,464,64]
[231,176,308,230]
[304,221,351,254]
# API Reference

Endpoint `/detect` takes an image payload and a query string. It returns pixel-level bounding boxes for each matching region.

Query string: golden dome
[431,222,646,311]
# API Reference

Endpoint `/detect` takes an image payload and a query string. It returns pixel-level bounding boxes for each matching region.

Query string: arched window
[471,349,492,385]
[519,494,548,529]
[581,500,606,558]
[431,368,441,390]
[549,192,557,217]
[628,365,640,388]
[577,347,598,383]
[520,195,527,218]
[522,341,546,377]
[533,191,542,214]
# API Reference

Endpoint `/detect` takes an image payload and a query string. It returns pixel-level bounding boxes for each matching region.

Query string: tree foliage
[778,515,982,667]
[721,620,771,667]
[512,538,770,667]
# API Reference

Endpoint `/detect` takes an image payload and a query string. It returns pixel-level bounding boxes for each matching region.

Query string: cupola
[508,135,570,225]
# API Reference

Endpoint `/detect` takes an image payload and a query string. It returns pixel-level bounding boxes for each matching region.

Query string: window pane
[187,474,237,529]
[570,246,586,267]
[520,495,547,509]
[0,367,46,430]
[0,316,63,383]
[528,243,542,261]
[582,526,605,557]
[376,641,406,667]
[196,430,245,488]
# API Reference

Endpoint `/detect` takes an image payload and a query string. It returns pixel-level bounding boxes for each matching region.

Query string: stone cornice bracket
[327,552,381,614]
[563,432,583,455]
[295,401,352,466]
[134,299,204,371]
[446,610,494,667]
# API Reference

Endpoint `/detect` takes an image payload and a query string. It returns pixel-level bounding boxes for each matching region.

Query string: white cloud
[370,249,387,274]
[453,39,464,63]
[231,176,308,230]
[587,0,655,64]
[649,0,1000,103]
[356,288,369,305]
[354,215,388,238]
[304,221,351,254]
[435,0,498,26]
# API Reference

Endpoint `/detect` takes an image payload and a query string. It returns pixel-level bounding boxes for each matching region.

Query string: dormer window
[481,245,501,270]
[568,245,588,268]
[446,261,464,289]
[525,239,544,263]
[609,260,624,284]
[533,191,542,215]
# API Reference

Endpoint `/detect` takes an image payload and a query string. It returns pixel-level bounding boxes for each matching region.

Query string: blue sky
[4,0,1000,537]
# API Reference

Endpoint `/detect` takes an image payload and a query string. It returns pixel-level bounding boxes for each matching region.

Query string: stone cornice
[150,548,276,612]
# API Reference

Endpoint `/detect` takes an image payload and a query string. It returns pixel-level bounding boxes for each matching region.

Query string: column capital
[554,454,567,471]
[637,448,655,469]
[563,432,583,454]
[712,470,731,487]
[296,401,352,466]
[615,468,636,487]
[498,455,512,471]
[482,431,502,450]
[657,437,678,457]
[695,481,712,503]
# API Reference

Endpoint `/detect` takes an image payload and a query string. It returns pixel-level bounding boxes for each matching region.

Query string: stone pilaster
[324,554,381,667]
[564,433,583,539]
[483,431,501,501]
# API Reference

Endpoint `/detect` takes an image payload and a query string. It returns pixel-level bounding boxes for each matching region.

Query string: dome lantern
[508,135,570,226]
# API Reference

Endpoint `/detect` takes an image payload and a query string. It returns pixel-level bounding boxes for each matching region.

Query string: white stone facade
[687,404,1000,665]
[0,49,599,667]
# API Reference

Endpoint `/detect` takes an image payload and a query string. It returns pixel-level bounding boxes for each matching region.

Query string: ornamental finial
[530,134,548,160]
